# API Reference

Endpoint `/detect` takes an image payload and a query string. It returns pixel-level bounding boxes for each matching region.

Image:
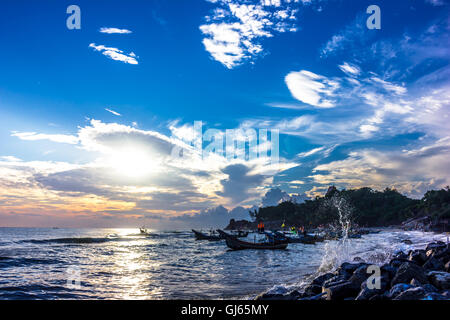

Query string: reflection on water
[0,228,447,299]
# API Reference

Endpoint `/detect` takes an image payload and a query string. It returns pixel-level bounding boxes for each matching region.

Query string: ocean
[0,228,447,299]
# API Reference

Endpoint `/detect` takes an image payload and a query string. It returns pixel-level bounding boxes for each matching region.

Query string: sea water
[0,227,447,299]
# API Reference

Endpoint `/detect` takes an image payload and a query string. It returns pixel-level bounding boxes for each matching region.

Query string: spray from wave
[318,194,354,273]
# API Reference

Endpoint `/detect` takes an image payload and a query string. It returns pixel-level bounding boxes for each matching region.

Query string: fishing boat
[229,230,249,238]
[217,230,288,250]
[275,231,318,244]
[192,229,222,241]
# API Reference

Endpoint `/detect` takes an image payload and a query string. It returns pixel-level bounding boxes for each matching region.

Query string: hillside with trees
[249,186,450,230]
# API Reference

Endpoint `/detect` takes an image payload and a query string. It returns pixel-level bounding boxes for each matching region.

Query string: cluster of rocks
[256,241,450,300]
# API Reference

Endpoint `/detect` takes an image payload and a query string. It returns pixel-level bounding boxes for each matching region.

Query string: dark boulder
[336,262,366,276]
[389,258,411,268]
[427,271,450,290]
[324,281,360,300]
[381,264,398,280]
[393,251,408,260]
[303,284,322,297]
[391,262,428,286]
[393,287,426,300]
[348,265,370,287]
[422,292,448,300]
[410,278,422,287]
[386,283,412,299]
[408,250,427,265]
[422,283,438,293]
[298,292,326,300]
[423,256,445,271]
[425,241,447,252]
[322,276,348,289]
[355,275,389,300]
[311,273,335,287]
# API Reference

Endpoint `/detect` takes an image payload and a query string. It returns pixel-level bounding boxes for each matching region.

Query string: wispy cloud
[338,62,361,76]
[11,132,79,144]
[200,0,305,68]
[284,70,339,108]
[89,43,138,65]
[99,27,132,34]
[105,108,121,116]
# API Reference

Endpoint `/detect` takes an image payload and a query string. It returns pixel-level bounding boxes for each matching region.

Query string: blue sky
[0,0,449,227]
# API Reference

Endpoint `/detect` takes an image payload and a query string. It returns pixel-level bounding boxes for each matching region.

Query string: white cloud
[310,138,450,198]
[105,108,121,116]
[285,70,339,108]
[338,62,361,76]
[200,0,304,68]
[11,132,79,144]
[89,43,138,65]
[99,27,132,34]
[297,146,325,158]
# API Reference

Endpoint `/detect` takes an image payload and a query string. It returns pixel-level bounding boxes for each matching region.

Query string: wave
[0,256,62,268]
[21,237,114,244]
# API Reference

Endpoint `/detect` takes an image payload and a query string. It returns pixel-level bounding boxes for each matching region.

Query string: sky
[0,0,449,228]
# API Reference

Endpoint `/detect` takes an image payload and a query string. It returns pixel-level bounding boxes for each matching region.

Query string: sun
[108,147,157,178]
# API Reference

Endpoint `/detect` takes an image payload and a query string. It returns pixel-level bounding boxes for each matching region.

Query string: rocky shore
[256,241,450,300]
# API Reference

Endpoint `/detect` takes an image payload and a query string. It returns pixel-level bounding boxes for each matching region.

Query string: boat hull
[218,230,288,250]
[192,229,222,241]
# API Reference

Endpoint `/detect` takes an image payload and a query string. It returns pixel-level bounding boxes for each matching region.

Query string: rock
[299,292,326,300]
[303,284,322,296]
[427,271,450,290]
[425,241,447,252]
[369,294,386,300]
[311,273,335,287]
[322,276,348,289]
[422,283,438,293]
[386,283,412,299]
[421,292,448,300]
[408,250,427,265]
[255,285,289,300]
[391,262,428,286]
[389,258,411,268]
[401,239,413,245]
[336,262,366,276]
[324,281,360,300]
[434,247,450,261]
[393,251,408,259]
[393,287,426,300]
[410,278,422,287]
[353,256,365,262]
[381,264,398,280]
[355,276,389,300]
[423,256,445,271]
[348,265,369,287]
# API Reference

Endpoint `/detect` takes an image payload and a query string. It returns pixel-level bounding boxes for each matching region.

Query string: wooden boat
[229,230,249,238]
[217,230,288,250]
[192,229,222,241]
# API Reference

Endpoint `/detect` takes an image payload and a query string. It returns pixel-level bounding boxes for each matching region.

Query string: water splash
[318,195,354,273]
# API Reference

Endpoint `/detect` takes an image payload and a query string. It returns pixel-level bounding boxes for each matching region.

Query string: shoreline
[255,236,450,300]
